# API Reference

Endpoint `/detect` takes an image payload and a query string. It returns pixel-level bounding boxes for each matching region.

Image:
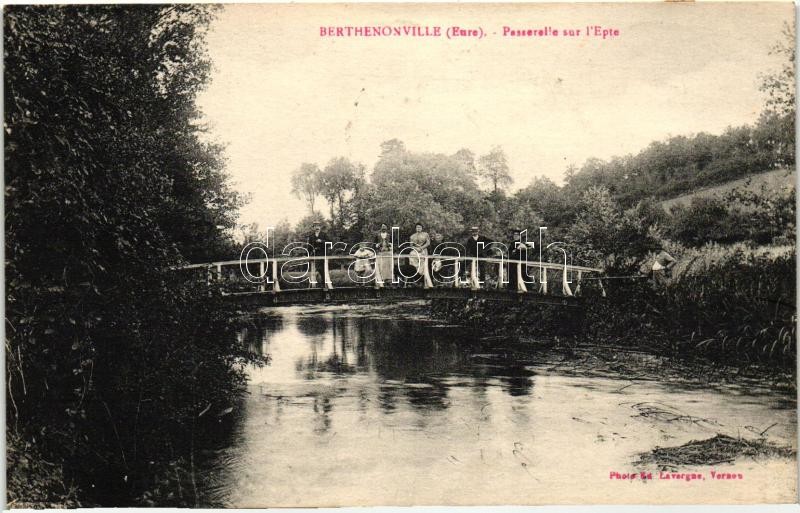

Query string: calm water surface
[202,303,796,506]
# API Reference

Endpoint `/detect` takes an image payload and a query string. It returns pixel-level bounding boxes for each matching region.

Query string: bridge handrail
[176,252,607,298]
[177,255,603,274]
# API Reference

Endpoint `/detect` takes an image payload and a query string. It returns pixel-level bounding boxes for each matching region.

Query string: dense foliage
[282,140,792,259]
[434,247,796,368]
[665,185,796,247]
[563,113,794,208]
[587,248,796,365]
[5,5,256,506]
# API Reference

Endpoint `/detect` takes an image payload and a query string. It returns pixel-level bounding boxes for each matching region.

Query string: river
[200,302,796,506]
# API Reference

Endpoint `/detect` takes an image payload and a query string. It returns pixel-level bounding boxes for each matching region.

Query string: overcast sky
[196,2,792,229]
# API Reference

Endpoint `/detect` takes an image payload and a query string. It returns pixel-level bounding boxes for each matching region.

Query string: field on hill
[661,168,795,211]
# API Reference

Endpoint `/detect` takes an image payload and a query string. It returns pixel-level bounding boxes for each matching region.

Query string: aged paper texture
[4,2,796,508]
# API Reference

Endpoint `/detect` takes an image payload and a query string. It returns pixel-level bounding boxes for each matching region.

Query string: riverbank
[6,278,267,507]
[431,246,796,371]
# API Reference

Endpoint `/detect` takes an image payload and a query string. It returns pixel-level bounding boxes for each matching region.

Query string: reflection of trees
[365,319,470,413]
[297,344,319,380]
[405,381,449,411]
[287,313,536,418]
[378,385,399,413]
[502,374,534,396]
[312,394,333,434]
[238,316,284,356]
[317,352,357,375]
[467,364,535,397]
[355,321,370,369]
[296,315,329,337]
[368,321,469,376]
[296,315,362,376]
[361,318,539,413]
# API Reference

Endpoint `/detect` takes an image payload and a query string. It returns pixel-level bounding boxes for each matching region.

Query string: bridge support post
[373,256,384,289]
[422,255,433,289]
[323,256,333,290]
[272,258,281,293]
[574,271,582,296]
[562,264,573,297]
[516,262,527,293]
[539,266,548,295]
[258,261,265,292]
[309,260,317,288]
[470,258,480,290]
[497,259,504,289]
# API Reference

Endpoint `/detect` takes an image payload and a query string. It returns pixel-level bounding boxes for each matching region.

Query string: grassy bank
[431,244,796,369]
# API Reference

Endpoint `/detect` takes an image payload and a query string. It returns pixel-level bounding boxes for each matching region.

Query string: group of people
[305,221,679,289]
[306,221,533,287]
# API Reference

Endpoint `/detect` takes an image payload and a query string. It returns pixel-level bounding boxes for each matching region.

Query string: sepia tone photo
[4,2,797,508]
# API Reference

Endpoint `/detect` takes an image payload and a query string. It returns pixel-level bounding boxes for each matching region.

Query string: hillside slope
[661,168,795,211]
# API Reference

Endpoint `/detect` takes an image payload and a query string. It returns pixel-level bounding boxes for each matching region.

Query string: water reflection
[205,305,796,507]
[237,315,283,355]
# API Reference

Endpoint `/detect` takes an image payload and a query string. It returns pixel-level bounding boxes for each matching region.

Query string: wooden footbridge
[179,254,604,308]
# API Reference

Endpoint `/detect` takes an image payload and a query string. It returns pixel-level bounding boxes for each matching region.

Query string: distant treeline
[271,109,795,262]
[564,111,794,208]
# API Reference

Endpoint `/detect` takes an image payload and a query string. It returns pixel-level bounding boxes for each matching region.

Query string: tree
[379,138,406,157]
[477,146,513,194]
[290,163,322,215]
[759,22,795,118]
[370,141,492,238]
[272,218,296,251]
[565,186,652,266]
[319,157,360,232]
[754,111,794,169]
[666,197,738,247]
[5,6,253,505]
[239,222,263,244]
[502,204,545,240]
[368,180,465,238]
[564,163,578,182]
[295,212,327,240]
[453,148,477,174]
[513,175,577,230]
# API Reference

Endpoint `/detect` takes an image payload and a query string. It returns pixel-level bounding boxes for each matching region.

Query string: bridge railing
[178,253,604,298]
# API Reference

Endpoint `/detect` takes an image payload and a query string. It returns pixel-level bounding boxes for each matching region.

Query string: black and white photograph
[4,2,798,507]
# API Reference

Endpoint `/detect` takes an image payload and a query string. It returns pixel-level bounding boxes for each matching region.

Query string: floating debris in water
[635,434,795,471]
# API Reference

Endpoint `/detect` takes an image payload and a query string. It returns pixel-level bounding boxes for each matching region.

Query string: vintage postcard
[4,1,797,508]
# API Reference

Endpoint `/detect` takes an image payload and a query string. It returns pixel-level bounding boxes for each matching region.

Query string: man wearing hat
[306,221,330,286]
[463,225,491,282]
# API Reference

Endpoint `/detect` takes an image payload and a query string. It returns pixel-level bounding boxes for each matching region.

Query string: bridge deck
[183,253,604,308]
[226,286,582,308]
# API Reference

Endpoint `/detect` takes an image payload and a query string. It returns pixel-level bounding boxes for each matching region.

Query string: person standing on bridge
[374,223,393,285]
[306,221,330,287]
[408,222,431,277]
[463,225,491,283]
